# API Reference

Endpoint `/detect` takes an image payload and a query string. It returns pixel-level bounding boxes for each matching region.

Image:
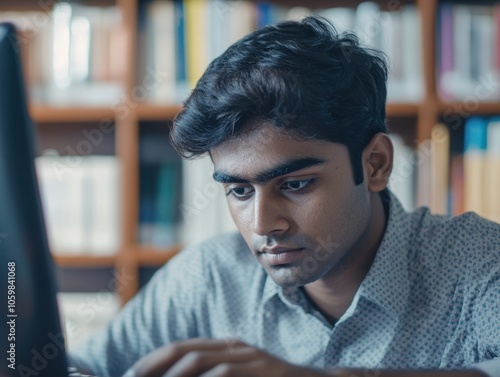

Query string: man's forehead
[211,124,325,157]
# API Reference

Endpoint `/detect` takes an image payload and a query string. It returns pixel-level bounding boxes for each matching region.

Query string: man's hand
[127,338,331,377]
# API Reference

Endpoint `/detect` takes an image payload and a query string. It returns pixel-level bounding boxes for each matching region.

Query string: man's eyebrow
[212,157,326,184]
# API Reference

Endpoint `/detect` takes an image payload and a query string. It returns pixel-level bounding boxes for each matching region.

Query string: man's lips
[258,247,305,265]
[260,246,302,254]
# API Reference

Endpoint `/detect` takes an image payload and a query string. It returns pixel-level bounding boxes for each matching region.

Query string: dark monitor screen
[0,23,68,377]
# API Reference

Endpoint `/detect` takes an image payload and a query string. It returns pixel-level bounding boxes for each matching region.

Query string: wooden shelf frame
[5,0,500,304]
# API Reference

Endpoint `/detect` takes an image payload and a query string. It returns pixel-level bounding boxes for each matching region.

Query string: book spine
[463,116,488,216]
[185,0,209,88]
[430,123,450,215]
[486,118,500,223]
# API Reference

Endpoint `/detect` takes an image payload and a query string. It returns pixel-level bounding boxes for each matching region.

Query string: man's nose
[252,192,290,236]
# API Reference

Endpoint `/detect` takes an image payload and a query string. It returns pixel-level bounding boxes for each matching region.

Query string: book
[51,2,72,88]
[185,0,209,88]
[401,5,423,101]
[449,155,464,216]
[437,3,454,100]
[485,118,500,223]
[173,0,189,100]
[146,0,176,103]
[430,123,450,215]
[180,156,236,245]
[463,116,488,216]
[319,7,355,33]
[416,139,432,208]
[151,163,179,247]
[138,163,159,245]
[388,134,415,211]
[354,2,380,48]
[438,4,500,100]
[35,153,121,255]
[35,153,86,254]
[86,156,121,255]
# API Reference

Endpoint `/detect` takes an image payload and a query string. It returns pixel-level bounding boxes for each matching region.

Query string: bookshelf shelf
[386,103,420,117]
[137,103,182,121]
[30,105,116,123]
[134,245,183,266]
[438,101,500,116]
[4,0,499,304]
[53,254,117,268]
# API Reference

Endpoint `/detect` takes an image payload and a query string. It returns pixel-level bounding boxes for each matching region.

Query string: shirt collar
[262,191,413,321]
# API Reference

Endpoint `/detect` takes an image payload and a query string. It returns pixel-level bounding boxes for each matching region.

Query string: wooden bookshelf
[30,106,116,123]
[3,0,500,304]
[135,245,183,266]
[137,104,183,121]
[54,255,117,268]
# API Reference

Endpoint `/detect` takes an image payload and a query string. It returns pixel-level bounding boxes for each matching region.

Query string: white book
[471,7,498,99]
[86,156,121,255]
[70,15,91,84]
[486,120,500,223]
[319,7,355,33]
[354,2,380,49]
[51,2,73,88]
[35,154,86,254]
[147,1,176,103]
[228,1,256,46]
[441,5,475,99]
[402,5,423,102]
[287,7,311,21]
[180,156,236,245]
[38,11,54,86]
[208,0,230,61]
[388,134,415,211]
[105,7,124,83]
[379,11,399,101]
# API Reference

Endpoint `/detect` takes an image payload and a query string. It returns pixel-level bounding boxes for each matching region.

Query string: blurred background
[1,0,499,349]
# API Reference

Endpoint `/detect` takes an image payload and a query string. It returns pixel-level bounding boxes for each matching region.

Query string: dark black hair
[170,16,388,185]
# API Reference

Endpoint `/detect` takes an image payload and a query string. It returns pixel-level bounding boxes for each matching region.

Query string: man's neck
[302,192,389,325]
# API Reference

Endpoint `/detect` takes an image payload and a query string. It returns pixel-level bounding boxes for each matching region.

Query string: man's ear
[361,133,393,193]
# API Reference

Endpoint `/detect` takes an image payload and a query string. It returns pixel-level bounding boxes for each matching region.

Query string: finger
[198,360,265,377]
[133,338,247,377]
[162,346,262,377]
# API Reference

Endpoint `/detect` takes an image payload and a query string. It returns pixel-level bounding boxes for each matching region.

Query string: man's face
[211,125,373,288]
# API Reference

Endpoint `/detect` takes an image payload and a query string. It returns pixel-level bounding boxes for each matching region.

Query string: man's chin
[264,263,321,288]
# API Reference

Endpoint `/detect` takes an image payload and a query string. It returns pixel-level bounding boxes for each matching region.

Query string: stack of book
[388,133,416,211]
[437,3,500,101]
[35,153,121,255]
[426,117,500,222]
[138,0,423,103]
[0,3,124,105]
[138,162,180,247]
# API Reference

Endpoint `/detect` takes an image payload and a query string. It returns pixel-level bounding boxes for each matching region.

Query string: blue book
[174,0,187,84]
[257,2,273,29]
[463,116,488,216]
[138,163,159,244]
[464,116,488,153]
[152,163,179,246]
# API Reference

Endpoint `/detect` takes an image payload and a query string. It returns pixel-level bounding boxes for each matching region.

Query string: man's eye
[282,179,314,192]
[227,186,254,199]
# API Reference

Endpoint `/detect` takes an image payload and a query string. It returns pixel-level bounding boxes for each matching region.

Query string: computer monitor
[0,23,69,377]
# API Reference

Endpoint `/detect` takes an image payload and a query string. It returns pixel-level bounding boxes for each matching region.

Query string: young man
[70,17,500,377]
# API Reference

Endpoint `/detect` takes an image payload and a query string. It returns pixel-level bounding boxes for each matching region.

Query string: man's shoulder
[412,208,500,273]
[418,209,500,248]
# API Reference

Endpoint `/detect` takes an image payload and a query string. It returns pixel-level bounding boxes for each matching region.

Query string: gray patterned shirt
[70,194,500,377]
